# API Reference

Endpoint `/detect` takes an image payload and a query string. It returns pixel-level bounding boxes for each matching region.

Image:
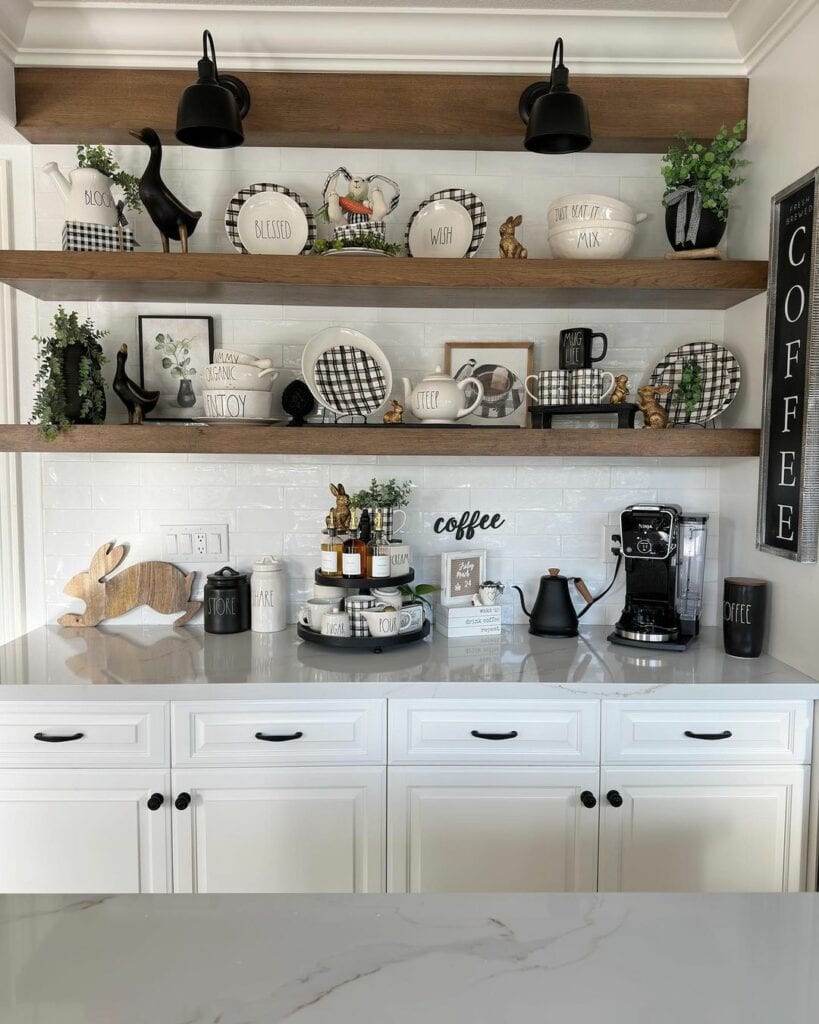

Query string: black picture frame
[756,170,819,563]
[137,315,215,421]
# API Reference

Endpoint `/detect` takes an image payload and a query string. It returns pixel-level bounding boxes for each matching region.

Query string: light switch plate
[163,524,229,563]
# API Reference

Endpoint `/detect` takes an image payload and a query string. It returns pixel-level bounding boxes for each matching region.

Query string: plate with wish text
[407,199,474,258]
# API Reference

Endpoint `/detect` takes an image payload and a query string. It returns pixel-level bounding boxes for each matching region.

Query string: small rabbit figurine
[383,399,404,424]
[58,542,200,628]
[610,374,630,405]
[326,483,351,532]
[636,384,673,429]
[499,215,528,259]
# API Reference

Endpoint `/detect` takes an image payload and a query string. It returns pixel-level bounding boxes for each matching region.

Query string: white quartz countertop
[2,892,818,1023]
[0,624,815,700]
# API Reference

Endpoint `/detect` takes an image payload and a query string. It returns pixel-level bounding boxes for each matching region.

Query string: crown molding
[730,0,817,71]
[14,5,745,75]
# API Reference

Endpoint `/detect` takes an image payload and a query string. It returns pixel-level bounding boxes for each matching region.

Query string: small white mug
[320,610,351,637]
[361,606,400,638]
[298,597,340,631]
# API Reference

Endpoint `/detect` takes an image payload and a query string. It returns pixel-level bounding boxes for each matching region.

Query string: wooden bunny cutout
[499,215,528,259]
[58,542,201,628]
[326,483,351,532]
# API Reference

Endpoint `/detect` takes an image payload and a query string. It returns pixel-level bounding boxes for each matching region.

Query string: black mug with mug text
[559,327,608,371]
[723,577,768,658]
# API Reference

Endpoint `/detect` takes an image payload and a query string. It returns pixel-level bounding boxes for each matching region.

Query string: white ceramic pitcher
[42,162,119,227]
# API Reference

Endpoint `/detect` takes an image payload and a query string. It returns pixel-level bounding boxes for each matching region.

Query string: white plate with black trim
[405,189,487,258]
[302,326,392,419]
[649,341,741,425]
[225,183,316,255]
[407,199,474,258]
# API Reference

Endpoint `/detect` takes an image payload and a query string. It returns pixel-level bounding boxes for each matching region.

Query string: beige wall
[721,3,819,676]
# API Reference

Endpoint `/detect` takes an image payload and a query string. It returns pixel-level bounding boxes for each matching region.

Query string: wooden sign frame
[440,549,486,607]
[757,168,819,562]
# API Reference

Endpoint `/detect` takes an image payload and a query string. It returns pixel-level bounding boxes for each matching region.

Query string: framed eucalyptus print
[757,170,819,562]
[138,315,214,421]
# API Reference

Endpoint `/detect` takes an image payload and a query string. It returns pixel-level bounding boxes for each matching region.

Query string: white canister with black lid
[251,555,287,633]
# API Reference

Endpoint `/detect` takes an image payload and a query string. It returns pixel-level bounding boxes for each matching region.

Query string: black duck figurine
[114,343,159,424]
[129,127,202,253]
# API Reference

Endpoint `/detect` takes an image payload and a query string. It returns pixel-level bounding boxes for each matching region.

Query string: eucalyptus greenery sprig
[661,120,749,223]
[674,357,704,417]
[31,307,108,440]
[349,478,414,509]
[76,144,142,213]
[314,235,404,257]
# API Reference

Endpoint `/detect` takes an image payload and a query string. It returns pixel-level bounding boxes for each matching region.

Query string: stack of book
[435,603,502,637]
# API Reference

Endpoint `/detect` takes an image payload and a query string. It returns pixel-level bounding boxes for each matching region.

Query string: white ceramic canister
[250,555,287,633]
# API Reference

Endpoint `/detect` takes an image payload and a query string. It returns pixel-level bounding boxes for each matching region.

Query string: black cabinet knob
[147,793,164,811]
[175,792,192,811]
[606,790,623,808]
[580,790,597,809]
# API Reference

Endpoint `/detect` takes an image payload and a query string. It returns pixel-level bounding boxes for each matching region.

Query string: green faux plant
[350,478,414,509]
[76,144,142,213]
[314,235,405,257]
[31,307,108,439]
[400,582,440,611]
[674,357,704,418]
[154,332,196,381]
[661,120,749,222]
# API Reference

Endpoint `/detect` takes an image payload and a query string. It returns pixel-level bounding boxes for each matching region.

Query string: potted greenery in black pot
[31,307,108,439]
[661,120,749,252]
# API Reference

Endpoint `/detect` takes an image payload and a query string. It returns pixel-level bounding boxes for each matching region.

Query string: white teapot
[42,162,119,227]
[401,366,484,424]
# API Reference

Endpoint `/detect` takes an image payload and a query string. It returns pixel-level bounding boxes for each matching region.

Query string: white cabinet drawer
[603,701,812,765]
[0,702,168,768]
[388,700,599,765]
[172,700,386,766]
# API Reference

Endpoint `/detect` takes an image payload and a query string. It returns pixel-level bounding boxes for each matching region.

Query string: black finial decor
[129,127,202,252]
[281,379,316,427]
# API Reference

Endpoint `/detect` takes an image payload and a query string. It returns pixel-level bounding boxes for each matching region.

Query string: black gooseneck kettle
[512,568,601,638]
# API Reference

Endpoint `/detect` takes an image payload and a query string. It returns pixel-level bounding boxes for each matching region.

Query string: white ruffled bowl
[548,219,638,260]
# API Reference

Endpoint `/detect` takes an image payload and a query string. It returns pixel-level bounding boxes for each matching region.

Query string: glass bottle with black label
[368,509,391,579]
[320,510,342,577]
[342,508,366,578]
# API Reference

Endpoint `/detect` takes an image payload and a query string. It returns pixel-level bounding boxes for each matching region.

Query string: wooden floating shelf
[15,68,748,153]
[0,425,761,458]
[0,253,768,310]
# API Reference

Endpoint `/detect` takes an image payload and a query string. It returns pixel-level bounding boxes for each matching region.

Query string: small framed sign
[757,169,819,562]
[440,549,486,607]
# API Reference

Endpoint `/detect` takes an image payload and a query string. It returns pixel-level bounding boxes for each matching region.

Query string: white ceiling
[102,0,736,8]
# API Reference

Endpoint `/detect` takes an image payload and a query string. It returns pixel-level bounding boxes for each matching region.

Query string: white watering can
[42,162,119,227]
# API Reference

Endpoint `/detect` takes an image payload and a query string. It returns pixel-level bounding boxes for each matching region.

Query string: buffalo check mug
[524,370,570,405]
[569,368,616,404]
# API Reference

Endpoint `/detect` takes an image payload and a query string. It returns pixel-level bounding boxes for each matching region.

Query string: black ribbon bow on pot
[663,184,702,247]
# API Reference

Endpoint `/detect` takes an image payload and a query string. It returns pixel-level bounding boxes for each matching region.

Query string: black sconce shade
[519,38,592,154]
[176,29,251,148]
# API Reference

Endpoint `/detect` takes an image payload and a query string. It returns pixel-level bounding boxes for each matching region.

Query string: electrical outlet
[602,526,622,562]
[163,524,229,563]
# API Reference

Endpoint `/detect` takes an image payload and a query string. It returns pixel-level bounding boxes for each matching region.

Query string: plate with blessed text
[226,183,316,255]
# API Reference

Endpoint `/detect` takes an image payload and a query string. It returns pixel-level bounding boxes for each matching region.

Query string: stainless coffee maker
[609,504,708,651]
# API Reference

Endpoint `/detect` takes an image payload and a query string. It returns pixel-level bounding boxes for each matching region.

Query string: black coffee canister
[204,566,251,634]
[723,577,769,658]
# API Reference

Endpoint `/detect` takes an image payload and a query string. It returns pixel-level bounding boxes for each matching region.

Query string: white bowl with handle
[213,348,273,369]
[203,389,273,419]
[203,363,279,391]
[548,219,638,260]
[547,193,647,231]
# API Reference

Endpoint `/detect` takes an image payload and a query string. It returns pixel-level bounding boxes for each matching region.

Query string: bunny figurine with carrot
[58,542,200,628]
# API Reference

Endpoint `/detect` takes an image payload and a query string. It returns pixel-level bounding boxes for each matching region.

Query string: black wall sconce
[518,37,592,154]
[176,29,251,148]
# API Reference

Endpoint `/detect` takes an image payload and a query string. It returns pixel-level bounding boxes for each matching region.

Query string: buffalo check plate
[649,341,741,425]
[302,326,393,419]
[226,183,316,255]
[405,189,487,258]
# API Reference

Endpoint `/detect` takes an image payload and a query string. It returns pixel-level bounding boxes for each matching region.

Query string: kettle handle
[574,578,594,606]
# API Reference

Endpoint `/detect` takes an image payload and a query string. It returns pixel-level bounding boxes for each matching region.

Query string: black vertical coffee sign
[758,170,819,562]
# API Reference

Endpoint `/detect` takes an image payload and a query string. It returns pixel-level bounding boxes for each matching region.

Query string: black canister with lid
[204,566,251,634]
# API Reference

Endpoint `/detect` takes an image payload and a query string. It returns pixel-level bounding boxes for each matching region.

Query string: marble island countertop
[2,892,819,1023]
[0,624,816,700]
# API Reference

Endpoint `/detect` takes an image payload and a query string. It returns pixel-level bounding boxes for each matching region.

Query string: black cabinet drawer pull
[254,731,304,742]
[580,790,597,809]
[147,793,164,811]
[33,731,84,743]
[684,730,733,741]
[175,792,191,811]
[470,729,519,741]
[606,790,623,808]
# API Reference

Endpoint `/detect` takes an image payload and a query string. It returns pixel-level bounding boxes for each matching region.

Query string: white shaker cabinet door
[0,770,171,893]
[387,766,599,893]
[598,766,809,893]
[172,767,385,893]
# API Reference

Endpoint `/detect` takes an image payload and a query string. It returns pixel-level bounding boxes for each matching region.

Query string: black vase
[177,378,196,408]
[61,343,105,424]
[665,198,726,252]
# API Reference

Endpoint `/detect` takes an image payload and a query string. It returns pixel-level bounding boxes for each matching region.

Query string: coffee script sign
[757,169,819,562]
